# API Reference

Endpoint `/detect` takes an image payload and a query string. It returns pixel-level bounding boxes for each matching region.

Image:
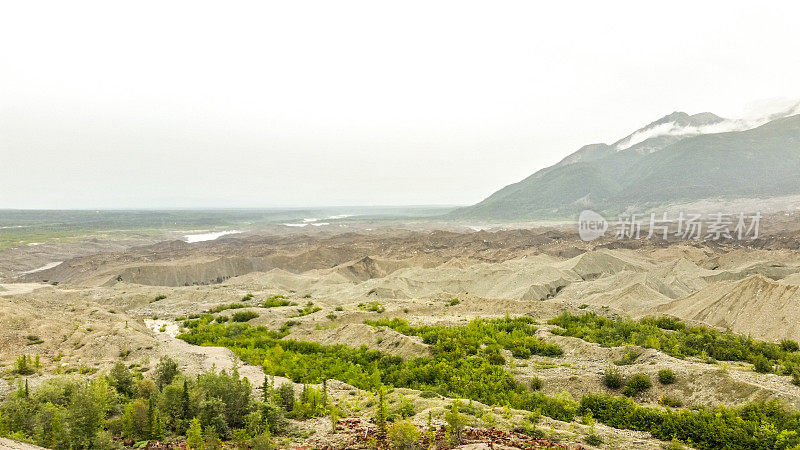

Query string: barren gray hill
[451,110,800,220]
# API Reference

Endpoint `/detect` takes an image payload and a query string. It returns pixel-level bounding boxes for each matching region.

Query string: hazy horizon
[3,1,800,209]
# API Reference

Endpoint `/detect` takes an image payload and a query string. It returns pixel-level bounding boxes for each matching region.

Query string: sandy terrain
[3,222,800,448]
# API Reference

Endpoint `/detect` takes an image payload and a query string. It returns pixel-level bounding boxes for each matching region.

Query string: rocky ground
[3,219,800,448]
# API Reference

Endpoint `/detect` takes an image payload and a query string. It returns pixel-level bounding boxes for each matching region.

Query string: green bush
[207,303,245,314]
[603,368,623,389]
[12,355,35,375]
[231,311,259,322]
[358,302,386,313]
[388,419,420,449]
[781,339,800,353]
[529,376,542,391]
[585,434,603,446]
[622,373,651,397]
[753,354,773,373]
[294,302,322,317]
[657,368,676,385]
[659,395,683,408]
[261,296,292,308]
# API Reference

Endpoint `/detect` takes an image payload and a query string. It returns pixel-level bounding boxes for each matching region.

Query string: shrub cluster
[179,317,575,422]
[549,312,800,378]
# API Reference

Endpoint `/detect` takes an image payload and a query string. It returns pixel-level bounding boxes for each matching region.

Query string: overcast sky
[2,1,800,209]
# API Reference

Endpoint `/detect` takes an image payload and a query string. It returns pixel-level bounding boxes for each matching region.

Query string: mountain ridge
[451,111,800,220]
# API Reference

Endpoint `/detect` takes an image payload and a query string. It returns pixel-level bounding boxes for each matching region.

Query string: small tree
[251,428,275,450]
[186,417,204,449]
[13,355,35,375]
[262,375,274,403]
[109,361,135,397]
[376,386,387,434]
[444,401,466,444]
[388,420,420,450]
[329,404,339,433]
[155,356,179,389]
[278,383,295,412]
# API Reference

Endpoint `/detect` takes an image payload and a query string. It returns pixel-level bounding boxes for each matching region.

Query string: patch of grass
[358,301,385,313]
[585,434,603,446]
[150,294,167,303]
[291,301,321,317]
[207,302,246,313]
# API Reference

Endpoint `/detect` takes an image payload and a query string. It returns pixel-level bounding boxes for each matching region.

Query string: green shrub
[549,312,800,383]
[585,434,603,446]
[622,373,651,397]
[12,355,35,375]
[753,354,773,373]
[293,302,322,317]
[781,339,800,353]
[150,295,167,303]
[657,368,676,384]
[603,368,623,389]
[358,302,385,313]
[207,303,245,314]
[231,311,259,322]
[659,395,683,408]
[261,296,292,308]
[613,348,641,366]
[419,390,439,398]
[387,420,420,450]
[529,376,542,391]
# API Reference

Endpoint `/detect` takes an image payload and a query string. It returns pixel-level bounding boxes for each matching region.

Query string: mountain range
[451,103,800,220]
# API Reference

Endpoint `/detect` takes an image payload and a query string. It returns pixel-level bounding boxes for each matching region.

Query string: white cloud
[615,99,800,151]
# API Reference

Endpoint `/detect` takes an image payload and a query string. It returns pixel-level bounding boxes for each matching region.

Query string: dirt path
[0,438,47,450]
[0,283,47,297]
